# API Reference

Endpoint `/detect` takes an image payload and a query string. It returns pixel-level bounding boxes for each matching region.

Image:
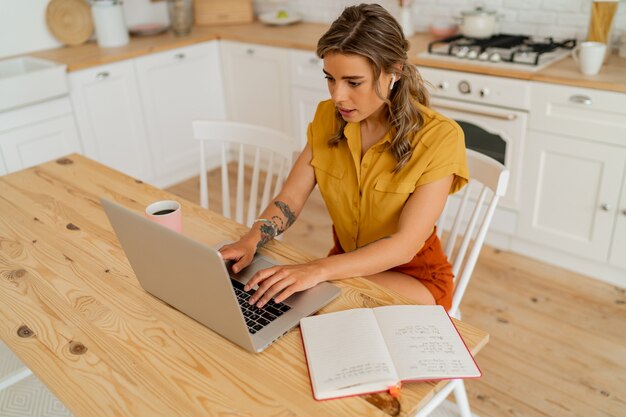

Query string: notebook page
[300,308,399,398]
[373,305,481,381]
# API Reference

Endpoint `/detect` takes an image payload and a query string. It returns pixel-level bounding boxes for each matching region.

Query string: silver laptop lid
[101,198,256,351]
[100,198,342,353]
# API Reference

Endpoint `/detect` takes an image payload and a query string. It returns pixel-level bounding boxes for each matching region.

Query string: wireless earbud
[390,73,397,90]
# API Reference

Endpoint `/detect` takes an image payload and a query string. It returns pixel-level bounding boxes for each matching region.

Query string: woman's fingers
[219,244,254,272]
[253,276,294,308]
[244,264,322,307]
[244,266,280,291]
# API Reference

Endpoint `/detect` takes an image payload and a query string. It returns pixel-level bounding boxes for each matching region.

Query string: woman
[219,4,468,311]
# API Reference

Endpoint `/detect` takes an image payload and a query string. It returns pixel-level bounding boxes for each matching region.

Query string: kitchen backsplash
[254,0,626,46]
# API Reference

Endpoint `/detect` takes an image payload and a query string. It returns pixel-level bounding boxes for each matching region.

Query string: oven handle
[433,103,518,121]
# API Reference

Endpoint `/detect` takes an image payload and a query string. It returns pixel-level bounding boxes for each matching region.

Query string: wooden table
[0,154,489,417]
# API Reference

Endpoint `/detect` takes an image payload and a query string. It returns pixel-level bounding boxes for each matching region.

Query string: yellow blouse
[307,99,469,252]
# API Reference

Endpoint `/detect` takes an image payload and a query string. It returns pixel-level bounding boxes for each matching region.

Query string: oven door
[429,97,528,210]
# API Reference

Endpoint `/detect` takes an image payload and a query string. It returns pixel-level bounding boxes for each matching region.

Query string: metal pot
[458,6,498,39]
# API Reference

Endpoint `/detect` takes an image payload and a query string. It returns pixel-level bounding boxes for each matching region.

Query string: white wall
[0,0,62,59]
[0,0,168,60]
[254,0,626,48]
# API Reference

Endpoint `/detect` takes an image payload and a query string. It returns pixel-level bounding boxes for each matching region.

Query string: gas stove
[419,34,577,72]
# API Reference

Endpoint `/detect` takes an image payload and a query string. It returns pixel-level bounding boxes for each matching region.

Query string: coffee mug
[571,41,607,76]
[145,200,182,233]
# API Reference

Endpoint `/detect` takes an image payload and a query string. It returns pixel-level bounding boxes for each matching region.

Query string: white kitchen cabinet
[291,88,328,150]
[289,49,328,149]
[0,97,81,173]
[135,41,226,187]
[69,60,154,181]
[220,41,291,135]
[289,49,326,91]
[529,82,626,148]
[515,82,626,284]
[609,170,626,269]
[518,131,625,262]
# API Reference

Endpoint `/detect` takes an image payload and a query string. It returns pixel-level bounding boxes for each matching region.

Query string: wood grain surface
[0,154,488,417]
[29,22,626,93]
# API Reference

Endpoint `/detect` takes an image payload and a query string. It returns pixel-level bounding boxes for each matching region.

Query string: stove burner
[428,34,576,66]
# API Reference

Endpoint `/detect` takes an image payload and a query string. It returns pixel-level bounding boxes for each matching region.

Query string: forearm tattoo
[254,200,297,251]
[256,223,276,250]
[273,200,297,235]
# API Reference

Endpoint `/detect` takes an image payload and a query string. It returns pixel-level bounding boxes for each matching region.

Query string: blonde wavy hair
[316,3,430,172]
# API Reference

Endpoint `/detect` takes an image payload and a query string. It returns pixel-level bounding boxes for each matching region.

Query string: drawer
[134,41,217,68]
[529,81,626,146]
[290,49,326,90]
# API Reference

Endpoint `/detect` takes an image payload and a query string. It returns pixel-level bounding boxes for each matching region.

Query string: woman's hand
[245,262,328,308]
[218,237,258,273]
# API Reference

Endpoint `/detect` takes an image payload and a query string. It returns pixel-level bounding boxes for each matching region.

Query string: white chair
[192,120,297,228]
[415,149,509,417]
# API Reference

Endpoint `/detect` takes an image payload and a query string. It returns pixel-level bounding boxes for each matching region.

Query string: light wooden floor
[167,169,626,417]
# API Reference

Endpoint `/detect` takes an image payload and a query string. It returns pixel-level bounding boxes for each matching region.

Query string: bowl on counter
[128,23,169,37]
[258,10,302,26]
[428,21,458,39]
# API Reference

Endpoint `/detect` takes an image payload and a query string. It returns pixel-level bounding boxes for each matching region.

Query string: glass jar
[167,0,193,36]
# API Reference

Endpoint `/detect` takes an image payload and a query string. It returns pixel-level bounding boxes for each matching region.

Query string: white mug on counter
[571,41,607,76]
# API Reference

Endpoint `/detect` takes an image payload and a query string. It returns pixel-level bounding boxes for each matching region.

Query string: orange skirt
[327,227,454,311]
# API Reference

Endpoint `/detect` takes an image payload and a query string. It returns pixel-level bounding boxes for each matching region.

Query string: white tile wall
[253,0,626,49]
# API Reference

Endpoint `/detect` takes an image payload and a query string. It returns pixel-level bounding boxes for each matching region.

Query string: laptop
[100,198,341,353]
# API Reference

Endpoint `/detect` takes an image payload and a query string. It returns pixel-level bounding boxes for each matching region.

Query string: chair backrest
[192,120,296,228]
[435,149,509,319]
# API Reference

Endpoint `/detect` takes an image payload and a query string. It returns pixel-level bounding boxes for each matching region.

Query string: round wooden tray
[46,0,93,46]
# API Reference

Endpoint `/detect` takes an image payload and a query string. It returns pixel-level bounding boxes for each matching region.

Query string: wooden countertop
[31,21,626,93]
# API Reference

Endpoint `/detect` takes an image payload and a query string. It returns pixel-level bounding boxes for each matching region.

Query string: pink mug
[145,200,182,233]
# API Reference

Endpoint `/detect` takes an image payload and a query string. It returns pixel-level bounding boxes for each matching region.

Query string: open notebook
[299,305,481,400]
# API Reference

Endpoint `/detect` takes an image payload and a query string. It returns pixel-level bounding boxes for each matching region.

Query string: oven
[418,67,530,211]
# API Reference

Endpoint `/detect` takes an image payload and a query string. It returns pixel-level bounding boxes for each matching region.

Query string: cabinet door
[0,97,81,173]
[0,114,81,172]
[135,41,226,187]
[220,41,291,135]
[291,87,328,149]
[290,49,326,90]
[609,168,626,269]
[518,131,626,262]
[69,60,153,181]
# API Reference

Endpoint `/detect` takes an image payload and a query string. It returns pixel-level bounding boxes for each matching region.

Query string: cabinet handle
[95,71,110,80]
[569,95,592,105]
[433,102,518,120]
[246,48,255,55]
[601,203,612,211]
[174,53,186,60]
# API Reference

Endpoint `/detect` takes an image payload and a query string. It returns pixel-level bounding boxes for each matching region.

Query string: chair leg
[453,380,472,417]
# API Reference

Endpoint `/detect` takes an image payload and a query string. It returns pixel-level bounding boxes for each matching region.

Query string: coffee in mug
[145,200,182,233]
[571,41,607,76]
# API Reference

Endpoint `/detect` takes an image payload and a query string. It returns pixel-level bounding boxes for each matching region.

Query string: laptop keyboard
[231,279,291,334]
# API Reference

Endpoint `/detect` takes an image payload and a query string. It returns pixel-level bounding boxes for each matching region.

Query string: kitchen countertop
[31,21,626,93]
